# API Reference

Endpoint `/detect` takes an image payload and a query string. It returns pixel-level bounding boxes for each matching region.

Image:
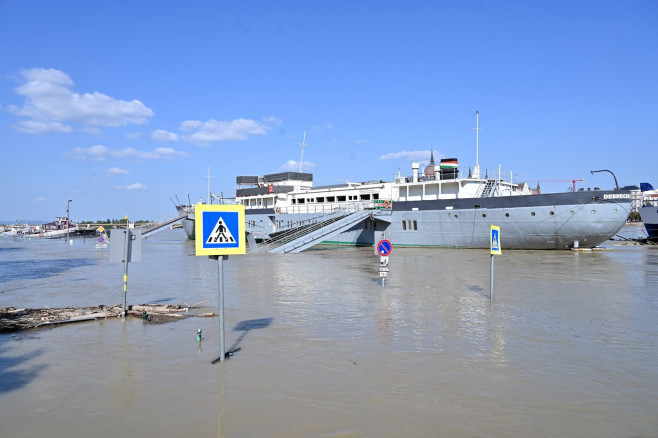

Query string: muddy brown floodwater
[1,228,657,437]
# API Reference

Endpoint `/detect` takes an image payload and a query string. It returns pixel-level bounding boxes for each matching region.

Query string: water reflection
[0,258,97,285]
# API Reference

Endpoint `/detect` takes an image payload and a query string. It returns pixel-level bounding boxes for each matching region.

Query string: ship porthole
[570,210,575,215]
[613,208,618,213]
[531,212,536,216]
[454,214,458,218]
[591,210,596,214]
[550,211,555,216]
[505,213,510,217]
[482,213,486,218]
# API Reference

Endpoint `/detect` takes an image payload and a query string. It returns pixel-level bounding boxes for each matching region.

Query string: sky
[1,0,656,223]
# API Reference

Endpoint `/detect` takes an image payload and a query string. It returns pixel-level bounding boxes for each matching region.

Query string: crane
[525,179,585,192]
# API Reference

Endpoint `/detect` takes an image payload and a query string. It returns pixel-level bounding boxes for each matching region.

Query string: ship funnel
[412,162,419,183]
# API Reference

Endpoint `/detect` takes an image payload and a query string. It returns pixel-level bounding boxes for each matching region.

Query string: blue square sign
[490,225,501,255]
[195,205,246,255]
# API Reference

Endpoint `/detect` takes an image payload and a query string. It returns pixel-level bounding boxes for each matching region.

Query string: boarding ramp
[138,212,187,237]
[249,209,373,254]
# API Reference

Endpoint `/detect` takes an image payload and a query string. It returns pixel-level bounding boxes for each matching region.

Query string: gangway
[138,212,188,237]
[249,209,376,254]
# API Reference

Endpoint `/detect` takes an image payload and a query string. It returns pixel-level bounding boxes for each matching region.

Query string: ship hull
[244,190,631,250]
[640,205,658,240]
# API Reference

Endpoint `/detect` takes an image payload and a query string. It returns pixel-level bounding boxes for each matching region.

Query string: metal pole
[66,199,72,243]
[122,217,130,317]
[490,254,494,302]
[218,256,226,362]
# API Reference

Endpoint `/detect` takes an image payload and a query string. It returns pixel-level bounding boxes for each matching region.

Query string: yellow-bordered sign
[490,225,501,255]
[194,204,246,256]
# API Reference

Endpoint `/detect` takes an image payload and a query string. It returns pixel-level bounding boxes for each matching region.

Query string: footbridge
[248,208,390,254]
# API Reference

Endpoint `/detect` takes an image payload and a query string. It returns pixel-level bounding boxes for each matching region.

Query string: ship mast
[473,110,481,179]
[298,130,308,173]
[205,166,213,204]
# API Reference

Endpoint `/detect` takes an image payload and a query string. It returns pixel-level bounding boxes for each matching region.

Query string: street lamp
[67,199,73,242]
[590,170,619,190]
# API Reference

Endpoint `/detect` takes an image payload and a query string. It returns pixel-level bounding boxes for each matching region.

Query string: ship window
[360,194,371,200]
[298,198,305,204]
[337,196,346,202]
[326,196,335,202]
[316,197,324,202]
[401,220,417,231]
[373,194,380,200]
[292,199,297,204]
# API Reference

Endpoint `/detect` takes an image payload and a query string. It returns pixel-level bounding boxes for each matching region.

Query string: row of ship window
[292,193,380,204]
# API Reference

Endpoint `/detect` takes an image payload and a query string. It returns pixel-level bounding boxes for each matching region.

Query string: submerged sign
[195,205,246,256]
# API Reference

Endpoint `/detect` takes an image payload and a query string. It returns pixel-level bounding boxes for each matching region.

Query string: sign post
[490,225,501,302]
[109,218,142,316]
[195,204,246,363]
[376,239,393,286]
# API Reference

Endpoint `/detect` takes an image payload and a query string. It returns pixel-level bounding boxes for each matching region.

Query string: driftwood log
[0,303,216,333]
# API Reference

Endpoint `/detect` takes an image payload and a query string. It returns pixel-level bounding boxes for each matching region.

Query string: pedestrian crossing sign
[195,204,246,256]
[490,225,501,255]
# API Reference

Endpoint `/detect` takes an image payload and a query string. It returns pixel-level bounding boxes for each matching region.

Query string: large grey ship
[232,159,631,250]
[179,114,632,251]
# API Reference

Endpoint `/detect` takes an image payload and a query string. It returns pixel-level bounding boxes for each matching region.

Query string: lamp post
[590,170,619,190]
[66,199,73,243]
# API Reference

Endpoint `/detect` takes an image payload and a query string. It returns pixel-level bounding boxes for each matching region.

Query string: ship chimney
[412,162,419,183]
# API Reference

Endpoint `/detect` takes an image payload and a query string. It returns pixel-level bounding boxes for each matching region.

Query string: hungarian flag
[440,158,458,169]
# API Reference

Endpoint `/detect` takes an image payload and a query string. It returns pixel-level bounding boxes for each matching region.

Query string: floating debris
[0,303,216,333]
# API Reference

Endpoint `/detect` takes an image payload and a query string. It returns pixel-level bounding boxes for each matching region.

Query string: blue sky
[1,0,656,222]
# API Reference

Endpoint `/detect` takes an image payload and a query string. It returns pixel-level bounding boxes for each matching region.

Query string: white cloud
[106,167,129,175]
[379,150,435,161]
[13,120,73,134]
[117,183,147,191]
[181,118,269,146]
[152,129,178,142]
[355,138,370,144]
[263,116,283,125]
[68,145,187,161]
[8,68,154,133]
[125,132,143,140]
[32,197,47,202]
[281,160,315,171]
[180,120,202,132]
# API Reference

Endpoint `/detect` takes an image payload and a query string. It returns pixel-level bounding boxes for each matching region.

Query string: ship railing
[276,200,376,215]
